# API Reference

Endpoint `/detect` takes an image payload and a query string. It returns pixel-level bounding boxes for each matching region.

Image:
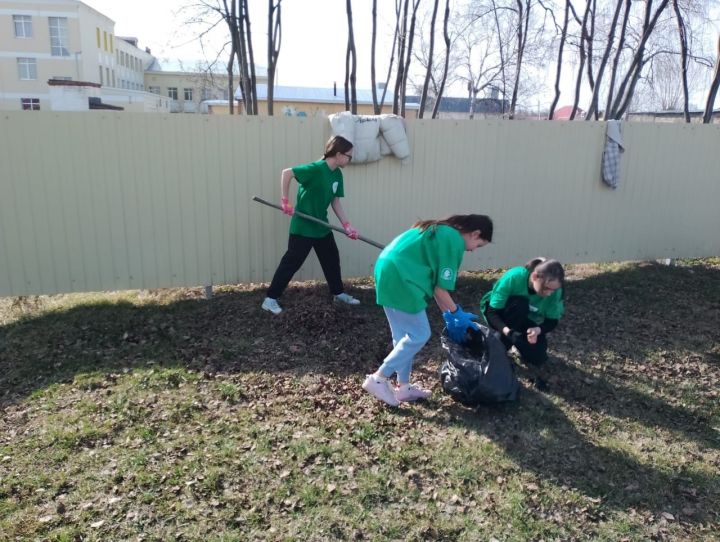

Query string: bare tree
[393,0,410,115]
[456,25,503,118]
[548,0,570,119]
[603,0,631,119]
[266,0,282,116]
[509,0,531,119]
[419,0,441,118]
[672,0,691,121]
[399,0,422,117]
[610,0,671,119]
[371,0,380,113]
[703,34,720,123]
[585,0,625,120]
[570,0,592,120]
[432,0,453,118]
[345,0,358,113]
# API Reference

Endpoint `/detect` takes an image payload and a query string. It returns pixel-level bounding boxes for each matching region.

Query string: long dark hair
[526,257,565,290]
[413,214,493,242]
[323,135,353,159]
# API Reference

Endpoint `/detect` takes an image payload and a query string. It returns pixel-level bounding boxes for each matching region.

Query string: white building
[0,0,168,112]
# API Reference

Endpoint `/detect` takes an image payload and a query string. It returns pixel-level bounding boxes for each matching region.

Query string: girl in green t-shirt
[480,258,565,371]
[262,136,361,315]
[363,214,494,407]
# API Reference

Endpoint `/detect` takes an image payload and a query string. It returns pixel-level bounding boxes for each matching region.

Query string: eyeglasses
[341,152,353,162]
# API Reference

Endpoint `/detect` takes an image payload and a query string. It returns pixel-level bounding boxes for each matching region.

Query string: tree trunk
[266,0,282,116]
[585,0,596,93]
[703,35,720,124]
[431,0,451,119]
[371,0,379,113]
[549,0,570,120]
[570,0,592,120]
[393,0,410,115]
[243,0,258,115]
[672,0,690,123]
[509,0,530,120]
[491,0,507,117]
[400,0,421,117]
[586,0,623,120]
[236,0,252,114]
[218,0,257,114]
[379,1,402,113]
[610,0,670,119]
[604,0,631,119]
[227,23,237,115]
[419,0,440,119]
[345,0,357,113]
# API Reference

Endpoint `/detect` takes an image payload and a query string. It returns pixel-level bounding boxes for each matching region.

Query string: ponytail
[413,214,494,242]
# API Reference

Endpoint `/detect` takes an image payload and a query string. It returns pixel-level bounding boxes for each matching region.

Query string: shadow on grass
[414,384,719,525]
[1,261,718,525]
[0,281,389,408]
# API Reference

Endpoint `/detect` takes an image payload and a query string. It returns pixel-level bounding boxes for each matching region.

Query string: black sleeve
[539,318,558,335]
[485,306,507,332]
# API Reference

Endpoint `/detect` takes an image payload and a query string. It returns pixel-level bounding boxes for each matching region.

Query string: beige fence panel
[1,112,718,296]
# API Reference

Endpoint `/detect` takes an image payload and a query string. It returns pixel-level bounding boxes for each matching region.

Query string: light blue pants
[377,307,432,384]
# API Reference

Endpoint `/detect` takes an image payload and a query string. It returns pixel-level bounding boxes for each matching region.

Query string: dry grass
[1,260,718,541]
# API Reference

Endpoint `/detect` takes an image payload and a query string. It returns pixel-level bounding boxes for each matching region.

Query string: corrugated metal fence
[1,112,718,296]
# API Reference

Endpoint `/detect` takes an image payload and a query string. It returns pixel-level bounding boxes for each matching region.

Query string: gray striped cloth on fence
[602,120,624,190]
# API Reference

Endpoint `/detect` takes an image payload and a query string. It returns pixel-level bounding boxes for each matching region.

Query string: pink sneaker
[362,375,400,406]
[395,383,432,402]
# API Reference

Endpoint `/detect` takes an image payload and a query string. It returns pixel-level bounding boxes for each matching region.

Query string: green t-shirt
[480,266,564,324]
[289,160,345,238]
[375,225,466,313]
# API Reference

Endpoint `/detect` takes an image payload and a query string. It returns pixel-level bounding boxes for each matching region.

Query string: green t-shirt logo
[332,181,339,194]
[441,268,454,281]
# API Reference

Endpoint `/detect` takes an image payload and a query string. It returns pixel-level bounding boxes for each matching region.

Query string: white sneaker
[334,293,360,305]
[261,297,282,315]
[362,375,400,406]
[395,383,432,402]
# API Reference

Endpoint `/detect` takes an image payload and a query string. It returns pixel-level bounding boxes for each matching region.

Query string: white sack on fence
[379,135,393,156]
[380,114,411,159]
[353,115,382,163]
[328,111,355,144]
[329,112,411,163]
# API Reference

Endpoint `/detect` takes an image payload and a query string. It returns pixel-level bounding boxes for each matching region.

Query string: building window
[21,98,40,111]
[99,66,103,85]
[103,31,107,51]
[14,15,33,38]
[106,67,110,84]
[184,88,193,101]
[49,17,70,56]
[168,87,178,100]
[17,58,37,80]
[148,86,160,94]
[109,34,113,53]
[97,27,101,47]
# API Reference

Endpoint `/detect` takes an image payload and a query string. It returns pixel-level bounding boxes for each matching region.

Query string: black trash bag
[439,323,521,406]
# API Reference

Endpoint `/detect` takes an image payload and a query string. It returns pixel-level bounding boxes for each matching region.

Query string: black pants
[493,296,548,366]
[267,233,344,299]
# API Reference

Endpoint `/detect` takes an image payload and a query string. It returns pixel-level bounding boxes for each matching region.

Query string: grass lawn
[1,260,718,541]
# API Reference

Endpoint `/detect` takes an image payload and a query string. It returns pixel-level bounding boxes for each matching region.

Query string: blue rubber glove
[443,305,479,344]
